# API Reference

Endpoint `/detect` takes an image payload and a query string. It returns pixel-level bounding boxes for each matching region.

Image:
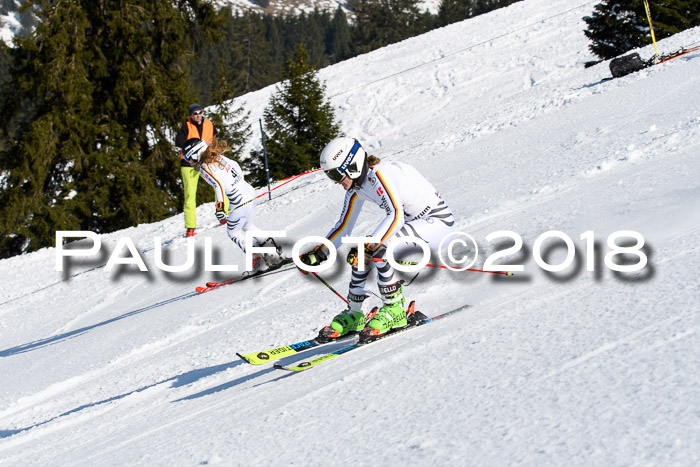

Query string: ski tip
[195,286,208,293]
[414,310,429,321]
[236,353,254,364]
[273,362,309,372]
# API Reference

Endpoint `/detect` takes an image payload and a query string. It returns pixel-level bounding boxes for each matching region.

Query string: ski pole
[311,272,348,304]
[369,257,513,276]
[643,0,659,61]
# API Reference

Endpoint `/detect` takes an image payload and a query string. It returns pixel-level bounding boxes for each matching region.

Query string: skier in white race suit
[299,136,455,342]
[182,137,284,274]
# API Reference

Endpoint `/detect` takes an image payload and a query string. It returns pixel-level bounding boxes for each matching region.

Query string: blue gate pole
[259,119,272,200]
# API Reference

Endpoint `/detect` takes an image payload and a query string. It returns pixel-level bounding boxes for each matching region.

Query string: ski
[656,45,700,65]
[195,258,295,293]
[273,304,470,372]
[236,333,359,365]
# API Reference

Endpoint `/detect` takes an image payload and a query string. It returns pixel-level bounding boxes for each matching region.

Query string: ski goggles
[324,167,347,182]
[324,140,361,182]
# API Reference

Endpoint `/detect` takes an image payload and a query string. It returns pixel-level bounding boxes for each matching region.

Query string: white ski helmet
[320,137,366,182]
[183,138,208,163]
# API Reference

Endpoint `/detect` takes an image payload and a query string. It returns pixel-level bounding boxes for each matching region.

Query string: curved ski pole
[311,272,348,304]
[402,272,421,286]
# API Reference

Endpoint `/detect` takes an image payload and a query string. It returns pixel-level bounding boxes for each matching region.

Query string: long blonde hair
[367,155,381,166]
[200,136,229,169]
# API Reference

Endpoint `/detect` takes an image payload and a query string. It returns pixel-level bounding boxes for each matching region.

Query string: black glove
[299,245,328,273]
[346,247,359,266]
[347,241,381,268]
[215,202,227,224]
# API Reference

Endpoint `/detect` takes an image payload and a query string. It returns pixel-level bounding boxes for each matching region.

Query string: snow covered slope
[1,0,699,464]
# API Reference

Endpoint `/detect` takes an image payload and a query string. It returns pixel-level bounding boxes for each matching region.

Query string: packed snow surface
[1,0,699,464]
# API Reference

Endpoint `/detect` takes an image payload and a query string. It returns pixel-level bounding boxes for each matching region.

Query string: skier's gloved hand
[347,241,381,269]
[364,241,381,261]
[298,245,328,274]
[215,202,227,224]
[346,247,359,266]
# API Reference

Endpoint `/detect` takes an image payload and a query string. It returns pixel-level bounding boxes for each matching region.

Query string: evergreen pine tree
[278,13,303,61]
[189,7,238,107]
[0,0,222,258]
[244,43,341,186]
[306,9,332,68]
[232,11,276,94]
[208,74,253,162]
[352,0,430,54]
[584,0,700,60]
[328,6,354,62]
[437,0,474,27]
[0,42,10,92]
[263,13,284,71]
[472,0,521,15]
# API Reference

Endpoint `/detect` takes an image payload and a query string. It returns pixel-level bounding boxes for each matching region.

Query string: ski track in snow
[1,0,700,464]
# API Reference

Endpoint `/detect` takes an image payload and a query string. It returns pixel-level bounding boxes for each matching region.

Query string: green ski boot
[317,293,366,343]
[361,281,408,341]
